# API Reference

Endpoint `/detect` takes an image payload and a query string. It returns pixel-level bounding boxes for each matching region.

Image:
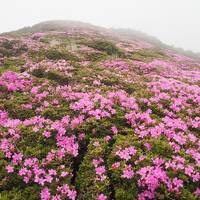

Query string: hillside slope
[0,21,200,200]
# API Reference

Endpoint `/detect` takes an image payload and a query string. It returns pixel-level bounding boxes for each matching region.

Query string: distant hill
[2,20,200,60]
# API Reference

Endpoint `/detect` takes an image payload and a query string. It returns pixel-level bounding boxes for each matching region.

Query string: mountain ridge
[2,20,200,60]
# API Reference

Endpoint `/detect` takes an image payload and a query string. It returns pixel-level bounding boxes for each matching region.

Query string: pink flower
[40,187,51,200]
[111,126,118,134]
[43,101,49,107]
[172,177,183,188]
[93,80,101,85]
[31,87,38,94]
[70,115,84,129]
[93,158,103,167]
[60,171,69,177]
[24,158,34,167]
[194,188,200,196]
[48,169,57,176]
[43,131,51,138]
[6,165,14,173]
[12,153,23,164]
[78,133,85,140]
[112,162,120,169]
[67,189,77,200]
[19,167,28,176]
[138,190,155,200]
[116,146,137,161]
[97,193,107,200]
[185,165,194,176]
[144,143,152,151]
[93,141,100,147]
[104,135,111,142]
[122,165,134,179]
[52,195,61,200]
[95,166,106,176]
[45,175,53,183]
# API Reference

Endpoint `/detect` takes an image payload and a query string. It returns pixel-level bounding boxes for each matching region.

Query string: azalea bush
[45,49,78,61]
[76,139,110,200]
[0,26,200,200]
[86,40,125,58]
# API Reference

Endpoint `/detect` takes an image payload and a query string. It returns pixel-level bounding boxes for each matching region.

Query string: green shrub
[76,138,111,200]
[107,134,140,200]
[41,104,71,120]
[83,51,107,61]
[32,69,71,85]
[46,49,79,61]
[0,187,40,200]
[31,68,44,78]
[3,57,25,69]
[0,66,19,75]
[87,40,125,57]
[102,75,120,86]
[1,93,35,120]
[131,49,169,62]
[0,40,27,57]
[46,71,71,85]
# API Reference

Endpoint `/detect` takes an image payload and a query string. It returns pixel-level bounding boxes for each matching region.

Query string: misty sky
[1,0,200,52]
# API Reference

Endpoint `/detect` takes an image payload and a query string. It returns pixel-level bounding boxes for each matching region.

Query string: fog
[1,0,200,52]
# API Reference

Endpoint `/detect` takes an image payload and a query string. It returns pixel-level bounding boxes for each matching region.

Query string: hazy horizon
[1,0,200,52]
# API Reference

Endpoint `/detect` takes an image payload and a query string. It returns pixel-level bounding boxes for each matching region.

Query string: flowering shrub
[0,111,78,200]
[76,139,110,200]
[101,60,129,71]
[0,26,200,200]
[86,40,125,57]
[0,71,32,92]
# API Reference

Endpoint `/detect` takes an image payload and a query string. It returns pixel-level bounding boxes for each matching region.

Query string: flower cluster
[25,59,74,77]
[93,158,107,181]
[0,71,32,92]
[101,59,129,71]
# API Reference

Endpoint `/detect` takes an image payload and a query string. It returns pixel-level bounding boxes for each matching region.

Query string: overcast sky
[1,0,200,52]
